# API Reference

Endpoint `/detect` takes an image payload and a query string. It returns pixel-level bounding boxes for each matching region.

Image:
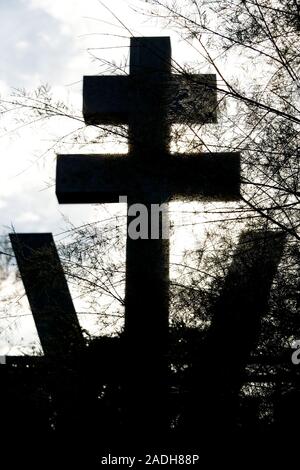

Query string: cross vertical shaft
[124,37,171,441]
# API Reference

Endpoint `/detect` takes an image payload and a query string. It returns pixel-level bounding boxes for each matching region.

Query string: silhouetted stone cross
[56,37,240,441]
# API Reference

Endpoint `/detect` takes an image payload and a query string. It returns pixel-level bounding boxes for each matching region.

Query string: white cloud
[15,211,41,223]
[15,40,30,50]
[0,80,9,95]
